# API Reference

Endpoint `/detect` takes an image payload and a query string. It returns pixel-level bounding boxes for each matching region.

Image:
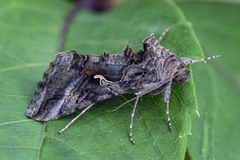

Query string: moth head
[173,68,190,84]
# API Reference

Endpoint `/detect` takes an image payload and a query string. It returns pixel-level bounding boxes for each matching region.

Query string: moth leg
[164,82,173,132]
[107,96,138,112]
[58,103,94,134]
[159,27,170,44]
[129,96,140,144]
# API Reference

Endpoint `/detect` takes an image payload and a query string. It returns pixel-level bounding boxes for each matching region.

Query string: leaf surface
[177,1,240,160]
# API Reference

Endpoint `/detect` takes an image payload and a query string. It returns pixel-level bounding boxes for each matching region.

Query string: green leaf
[177,1,240,160]
[0,0,205,159]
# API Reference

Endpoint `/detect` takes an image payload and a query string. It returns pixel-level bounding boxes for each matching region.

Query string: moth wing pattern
[26,51,115,121]
[26,47,146,121]
[26,51,87,121]
[26,33,181,122]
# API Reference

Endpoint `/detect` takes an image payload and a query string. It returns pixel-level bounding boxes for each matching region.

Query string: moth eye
[173,68,190,84]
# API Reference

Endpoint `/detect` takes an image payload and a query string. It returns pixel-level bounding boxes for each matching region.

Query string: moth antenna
[107,96,138,112]
[58,104,94,134]
[159,27,170,44]
[192,55,221,64]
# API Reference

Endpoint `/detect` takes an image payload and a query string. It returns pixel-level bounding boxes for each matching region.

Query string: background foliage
[0,0,239,159]
[177,1,240,159]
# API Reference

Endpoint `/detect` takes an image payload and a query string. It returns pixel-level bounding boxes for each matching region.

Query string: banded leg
[129,96,140,144]
[166,100,172,132]
[159,27,170,44]
[163,82,173,132]
[58,104,94,134]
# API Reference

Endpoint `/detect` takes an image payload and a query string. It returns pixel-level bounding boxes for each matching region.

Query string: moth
[26,28,220,144]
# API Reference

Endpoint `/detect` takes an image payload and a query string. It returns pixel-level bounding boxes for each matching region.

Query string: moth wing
[26,51,114,121]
